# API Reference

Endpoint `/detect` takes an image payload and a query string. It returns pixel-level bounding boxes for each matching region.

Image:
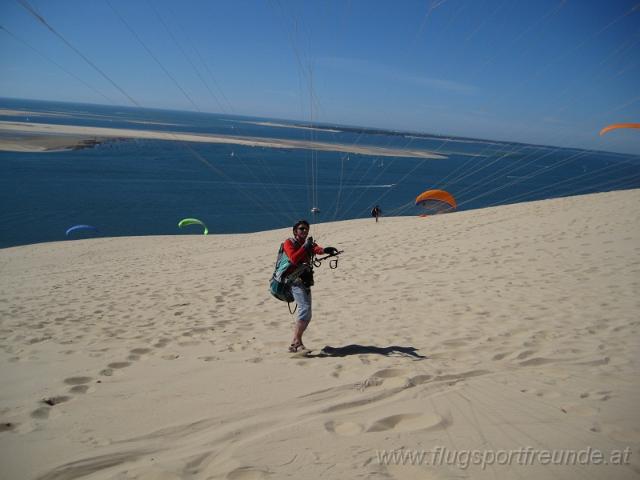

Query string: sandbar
[0,120,446,159]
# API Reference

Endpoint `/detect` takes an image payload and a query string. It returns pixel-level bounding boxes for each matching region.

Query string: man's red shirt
[283,237,324,267]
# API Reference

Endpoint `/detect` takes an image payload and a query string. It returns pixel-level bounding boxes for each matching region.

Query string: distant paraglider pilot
[371,205,382,223]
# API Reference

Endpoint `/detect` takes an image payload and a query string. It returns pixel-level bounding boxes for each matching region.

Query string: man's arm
[283,239,309,264]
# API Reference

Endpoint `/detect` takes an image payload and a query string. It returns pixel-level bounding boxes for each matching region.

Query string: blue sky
[1,0,639,154]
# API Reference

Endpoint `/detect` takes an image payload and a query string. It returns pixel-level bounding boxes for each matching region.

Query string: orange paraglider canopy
[415,189,457,209]
[599,123,640,136]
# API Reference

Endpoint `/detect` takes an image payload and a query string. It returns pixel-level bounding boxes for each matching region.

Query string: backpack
[269,241,294,302]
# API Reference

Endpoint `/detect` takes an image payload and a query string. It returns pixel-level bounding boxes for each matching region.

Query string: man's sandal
[288,342,307,353]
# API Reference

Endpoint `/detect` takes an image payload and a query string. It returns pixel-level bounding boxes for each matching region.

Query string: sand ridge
[0,190,639,479]
[0,121,445,159]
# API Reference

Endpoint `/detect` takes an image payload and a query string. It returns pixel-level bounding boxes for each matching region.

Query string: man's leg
[290,285,312,349]
[293,319,309,345]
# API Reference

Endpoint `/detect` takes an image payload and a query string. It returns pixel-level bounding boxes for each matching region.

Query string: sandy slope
[1,189,639,480]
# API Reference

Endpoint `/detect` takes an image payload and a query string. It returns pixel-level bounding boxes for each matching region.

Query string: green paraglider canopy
[178,218,208,235]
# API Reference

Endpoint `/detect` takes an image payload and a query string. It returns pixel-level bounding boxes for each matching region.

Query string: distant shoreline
[0,121,446,159]
[236,120,342,133]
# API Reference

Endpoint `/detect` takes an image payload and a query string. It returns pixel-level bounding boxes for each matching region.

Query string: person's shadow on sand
[314,345,426,360]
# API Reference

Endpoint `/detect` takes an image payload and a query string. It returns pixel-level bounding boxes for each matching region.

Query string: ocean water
[1,97,639,248]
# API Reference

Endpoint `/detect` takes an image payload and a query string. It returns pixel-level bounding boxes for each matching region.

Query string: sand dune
[1,189,639,479]
[0,121,445,159]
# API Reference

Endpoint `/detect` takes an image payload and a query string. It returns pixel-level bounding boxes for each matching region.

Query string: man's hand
[304,236,315,251]
[323,247,339,255]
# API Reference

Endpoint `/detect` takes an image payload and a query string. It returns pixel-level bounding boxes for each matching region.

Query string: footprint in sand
[577,357,610,367]
[362,368,410,388]
[596,390,613,401]
[64,376,94,394]
[406,374,433,386]
[532,388,561,399]
[153,338,171,348]
[516,350,536,360]
[0,422,17,433]
[356,376,384,390]
[519,357,558,367]
[432,370,490,384]
[31,396,71,419]
[372,368,408,379]
[64,376,93,385]
[324,420,364,436]
[492,352,509,361]
[198,356,220,362]
[41,395,71,406]
[100,361,131,377]
[441,338,470,348]
[31,407,51,419]
[367,412,451,433]
[226,467,270,479]
[560,404,599,416]
[127,347,153,362]
[109,361,131,369]
[69,384,92,394]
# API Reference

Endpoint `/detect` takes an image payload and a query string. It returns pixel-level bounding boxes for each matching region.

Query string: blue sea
[1,97,639,249]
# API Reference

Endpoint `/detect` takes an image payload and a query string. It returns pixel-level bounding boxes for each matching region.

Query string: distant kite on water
[65,225,98,237]
[415,189,457,215]
[599,123,640,136]
[178,218,208,235]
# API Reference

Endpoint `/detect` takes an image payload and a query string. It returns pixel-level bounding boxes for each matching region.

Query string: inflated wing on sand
[178,218,208,235]
[415,189,457,214]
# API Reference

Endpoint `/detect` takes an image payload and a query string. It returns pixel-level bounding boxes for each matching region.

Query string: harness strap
[313,250,344,269]
[286,237,301,315]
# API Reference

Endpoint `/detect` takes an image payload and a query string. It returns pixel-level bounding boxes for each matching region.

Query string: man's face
[295,224,309,240]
